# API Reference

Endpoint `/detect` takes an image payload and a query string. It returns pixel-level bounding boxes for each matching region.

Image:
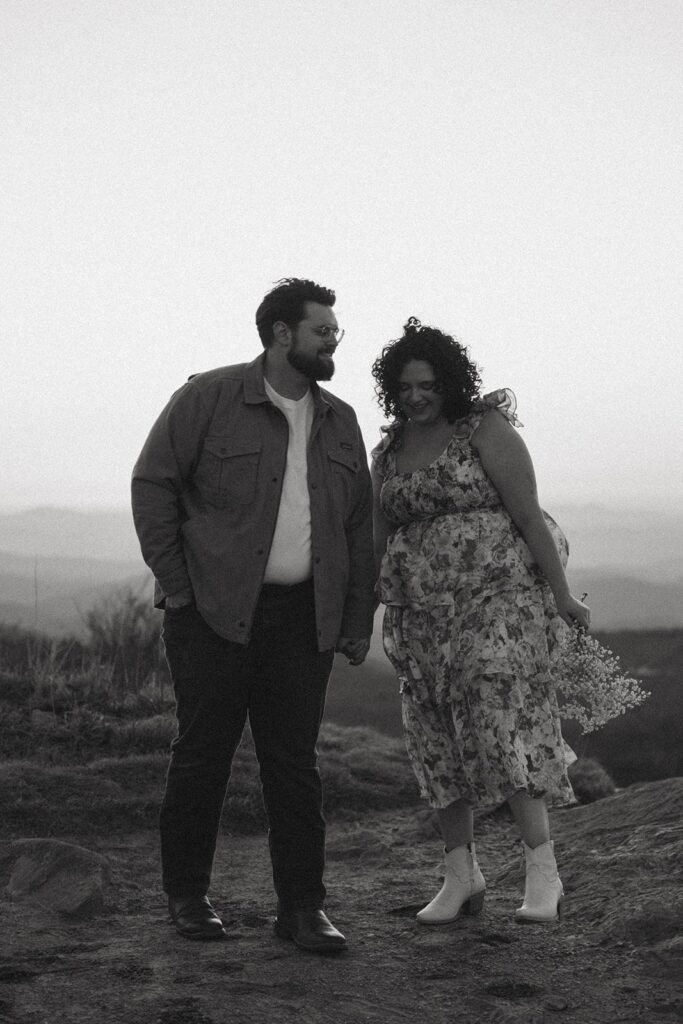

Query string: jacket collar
[243,352,331,413]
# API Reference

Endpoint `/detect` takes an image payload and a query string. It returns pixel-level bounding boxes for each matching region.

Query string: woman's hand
[555,593,591,630]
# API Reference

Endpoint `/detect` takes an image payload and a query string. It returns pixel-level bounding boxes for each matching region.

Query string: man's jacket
[131,353,375,650]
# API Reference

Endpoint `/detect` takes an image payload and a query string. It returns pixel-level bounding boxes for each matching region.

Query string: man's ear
[272,320,291,349]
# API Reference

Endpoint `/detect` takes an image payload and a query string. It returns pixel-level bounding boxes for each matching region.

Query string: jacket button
[238,621,246,628]
[315,557,321,564]
[311,482,317,490]
[256,548,264,555]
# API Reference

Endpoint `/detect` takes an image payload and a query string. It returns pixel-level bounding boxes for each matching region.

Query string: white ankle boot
[417,843,486,925]
[515,840,563,923]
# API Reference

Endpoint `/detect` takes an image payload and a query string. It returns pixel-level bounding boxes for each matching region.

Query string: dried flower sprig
[553,625,650,734]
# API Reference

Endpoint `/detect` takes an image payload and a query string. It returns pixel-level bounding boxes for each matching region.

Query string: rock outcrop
[0,838,110,917]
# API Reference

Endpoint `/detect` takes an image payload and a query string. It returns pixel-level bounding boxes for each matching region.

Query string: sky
[2,0,681,513]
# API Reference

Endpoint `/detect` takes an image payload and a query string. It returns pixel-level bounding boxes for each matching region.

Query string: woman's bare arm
[471,410,590,629]
[371,460,394,582]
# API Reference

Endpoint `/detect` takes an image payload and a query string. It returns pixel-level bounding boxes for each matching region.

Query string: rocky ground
[1,778,681,1024]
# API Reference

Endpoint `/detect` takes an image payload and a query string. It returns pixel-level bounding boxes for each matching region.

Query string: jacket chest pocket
[198,436,262,508]
[327,447,360,514]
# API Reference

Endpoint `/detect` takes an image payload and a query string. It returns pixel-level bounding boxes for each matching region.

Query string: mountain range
[0,504,681,635]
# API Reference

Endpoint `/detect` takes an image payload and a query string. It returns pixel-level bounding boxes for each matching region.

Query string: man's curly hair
[372,317,482,423]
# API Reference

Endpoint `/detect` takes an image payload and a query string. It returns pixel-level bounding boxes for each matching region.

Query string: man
[131,278,375,955]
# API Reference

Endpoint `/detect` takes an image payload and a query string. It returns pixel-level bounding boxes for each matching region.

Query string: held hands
[555,593,591,630]
[336,636,371,666]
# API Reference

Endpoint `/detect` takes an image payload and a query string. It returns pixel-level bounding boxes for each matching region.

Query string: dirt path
[1,785,682,1024]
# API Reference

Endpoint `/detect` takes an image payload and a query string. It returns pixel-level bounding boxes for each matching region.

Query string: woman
[371,318,590,926]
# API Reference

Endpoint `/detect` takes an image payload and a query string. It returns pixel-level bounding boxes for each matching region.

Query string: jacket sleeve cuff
[156,570,193,601]
[340,606,375,640]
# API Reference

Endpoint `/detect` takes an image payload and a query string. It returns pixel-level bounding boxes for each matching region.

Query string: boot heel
[463,889,485,916]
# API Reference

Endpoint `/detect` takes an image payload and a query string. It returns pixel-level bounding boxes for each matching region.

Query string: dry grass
[2,613,678,843]
[0,721,419,840]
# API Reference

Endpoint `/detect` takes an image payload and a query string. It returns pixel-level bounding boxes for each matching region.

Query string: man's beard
[287,341,335,381]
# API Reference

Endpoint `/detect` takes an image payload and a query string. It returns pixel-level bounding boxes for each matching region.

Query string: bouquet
[553,625,650,734]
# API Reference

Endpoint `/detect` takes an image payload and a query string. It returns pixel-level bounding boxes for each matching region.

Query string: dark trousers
[160,579,334,909]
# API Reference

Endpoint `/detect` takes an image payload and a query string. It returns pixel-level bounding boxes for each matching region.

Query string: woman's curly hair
[372,317,482,423]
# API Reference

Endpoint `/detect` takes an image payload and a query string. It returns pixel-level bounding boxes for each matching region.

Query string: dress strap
[465,388,521,438]
[371,421,401,475]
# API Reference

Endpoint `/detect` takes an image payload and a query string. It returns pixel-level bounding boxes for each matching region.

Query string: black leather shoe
[168,895,225,940]
[274,909,347,954]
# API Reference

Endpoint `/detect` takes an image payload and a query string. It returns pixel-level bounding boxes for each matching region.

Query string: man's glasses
[312,326,344,343]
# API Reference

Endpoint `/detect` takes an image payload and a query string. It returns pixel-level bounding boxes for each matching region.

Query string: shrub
[83,584,165,695]
[568,756,616,804]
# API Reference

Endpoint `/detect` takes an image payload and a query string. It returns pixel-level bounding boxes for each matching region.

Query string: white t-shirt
[263,379,314,584]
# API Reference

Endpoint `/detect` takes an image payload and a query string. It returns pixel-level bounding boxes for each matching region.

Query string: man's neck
[263,350,311,400]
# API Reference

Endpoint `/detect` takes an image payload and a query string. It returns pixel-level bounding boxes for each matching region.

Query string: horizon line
[2,499,683,517]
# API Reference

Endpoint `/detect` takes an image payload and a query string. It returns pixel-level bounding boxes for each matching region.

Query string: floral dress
[373,389,576,810]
